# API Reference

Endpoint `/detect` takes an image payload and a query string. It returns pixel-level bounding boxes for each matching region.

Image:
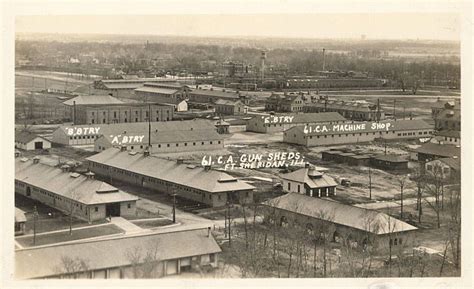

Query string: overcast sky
[16,13,460,41]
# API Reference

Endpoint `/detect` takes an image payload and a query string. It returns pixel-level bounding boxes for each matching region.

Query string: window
[167,144,170,147]
[176,143,179,147]
[95,207,98,212]
[202,142,205,145]
[210,141,213,144]
[127,203,131,209]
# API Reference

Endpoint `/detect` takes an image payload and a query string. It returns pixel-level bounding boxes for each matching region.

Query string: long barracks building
[15,156,138,222]
[284,119,434,147]
[86,148,255,207]
[246,112,346,133]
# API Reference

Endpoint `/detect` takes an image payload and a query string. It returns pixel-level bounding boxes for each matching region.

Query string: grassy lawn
[132,219,174,229]
[16,224,124,247]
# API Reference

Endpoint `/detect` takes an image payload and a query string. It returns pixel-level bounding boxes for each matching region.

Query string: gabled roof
[134,86,179,95]
[15,208,27,223]
[189,89,240,99]
[435,130,460,138]
[99,128,223,145]
[428,157,461,171]
[54,119,217,137]
[62,95,124,106]
[15,130,49,144]
[15,228,221,279]
[416,143,460,158]
[280,167,337,188]
[215,99,243,106]
[15,158,138,205]
[371,154,408,163]
[263,193,417,235]
[86,148,255,193]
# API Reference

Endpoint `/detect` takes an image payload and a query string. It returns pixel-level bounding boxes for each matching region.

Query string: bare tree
[124,244,161,278]
[54,255,90,277]
[424,162,445,228]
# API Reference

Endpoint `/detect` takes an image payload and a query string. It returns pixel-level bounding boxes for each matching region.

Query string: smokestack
[260,51,266,82]
[73,101,76,125]
[322,48,326,71]
[207,227,211,238]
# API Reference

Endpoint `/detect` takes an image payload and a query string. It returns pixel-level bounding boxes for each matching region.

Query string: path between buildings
[110,217,144,234]
[354,196,436,210]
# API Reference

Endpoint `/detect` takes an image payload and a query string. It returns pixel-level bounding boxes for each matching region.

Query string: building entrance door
[34,141,43,149]
[106,203,121,217]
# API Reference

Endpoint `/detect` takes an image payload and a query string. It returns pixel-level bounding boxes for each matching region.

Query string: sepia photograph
[1,0,473,288]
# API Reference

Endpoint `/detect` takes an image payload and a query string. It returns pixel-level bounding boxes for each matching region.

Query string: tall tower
[322,48,326,71]
[260,51,266,81]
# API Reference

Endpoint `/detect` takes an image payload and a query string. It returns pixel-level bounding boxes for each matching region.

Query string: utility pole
[403,106,406,120]
[33,205,38,245]
[227,202,232,247]
[368,167,372,200]
[172,193,177,223]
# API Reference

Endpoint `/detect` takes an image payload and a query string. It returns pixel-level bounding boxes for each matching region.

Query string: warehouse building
[265,92,309,113]
[134,83,188,111]
[262,193,417,252]
[321,150,374,167]
[188,89,250,105]
[52,119,217,146]
[415,143,461,162]
[369,155,409,171]
[304,99,385,121]
[63,95,174,125]
[94,128,224,153]
[246,112,346,133]
[15,157,138,222]
[280,165,338,197]
[86,148,255,207]
[283,119,434,147]
[15,228,221,279]
[214,99,247,115]
[93,78,180,97]
[431,130,460,146]
[15,130,51,151]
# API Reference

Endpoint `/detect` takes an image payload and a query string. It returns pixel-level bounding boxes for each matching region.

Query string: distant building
[246,112,346,133]
[94,78,179,97]
[261,193,417,252]
[214,119,231,134]
[15,228,221,279]
[304,99,385,121]
[431,130,460,146]
[284,119,434,147]
[87,148,255,207]
[425,157,460,182]
[415,143,461,162]
[15,130,51,151]
[63,95,174,124]
[134,83,189,111]
[431,99,461,131]
[52,119,215,147]
[265,92,309,113]
[15,208,27,236]
[280,165,338,197]
[15,157,138,222]
[188,89,249,105]
[214,99,247,115]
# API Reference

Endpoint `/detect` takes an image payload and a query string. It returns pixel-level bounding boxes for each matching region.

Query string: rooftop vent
[33,156,40,164]
[120,146,127,152]
[144,150,150,157]
[70,172,81,178]
[187,164,196,169]
[129,151,138,156]
[20,157,29,162]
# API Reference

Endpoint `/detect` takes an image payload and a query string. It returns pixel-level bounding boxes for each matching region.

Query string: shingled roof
[15,130,48,144]
[86,148,255,193]
[263,193,417,235]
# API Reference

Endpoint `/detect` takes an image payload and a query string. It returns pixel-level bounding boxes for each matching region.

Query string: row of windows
[297,130,432,139]
[158,141,221,148]
[70,135,99,140]
[91,110,171,117]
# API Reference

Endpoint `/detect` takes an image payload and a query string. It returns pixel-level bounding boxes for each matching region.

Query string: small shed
[15,130,51,151]
[15,208,27,236]
[370,154,409,171]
